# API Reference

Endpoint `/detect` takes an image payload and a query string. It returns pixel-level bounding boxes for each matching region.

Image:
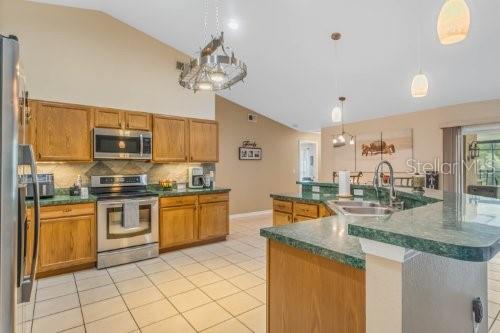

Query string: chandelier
[178,0,247,92]
[332,97,355,148]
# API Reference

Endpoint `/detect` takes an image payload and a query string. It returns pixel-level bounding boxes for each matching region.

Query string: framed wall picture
[239,147,262,160]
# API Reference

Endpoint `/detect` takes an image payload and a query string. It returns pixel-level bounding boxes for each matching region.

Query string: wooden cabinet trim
[273,199,293,213]
[198,193,229,204]
[40,203,95,220]
[293,202,319,218]
[160,195,198,207]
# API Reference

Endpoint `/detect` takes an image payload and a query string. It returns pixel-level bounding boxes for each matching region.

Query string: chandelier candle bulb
[338,171,351,197]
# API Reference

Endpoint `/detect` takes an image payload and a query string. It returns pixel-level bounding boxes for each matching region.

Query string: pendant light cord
[203,0,209,45]
[215,0,221,36]
[417,3,423,73]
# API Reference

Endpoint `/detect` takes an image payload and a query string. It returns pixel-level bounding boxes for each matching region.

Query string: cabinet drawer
[40,203,95,220]
[273,200,293,213]
[199,193,229,204]
[294,203,319,218]
[294,215,312,222]
[160,195,198,207]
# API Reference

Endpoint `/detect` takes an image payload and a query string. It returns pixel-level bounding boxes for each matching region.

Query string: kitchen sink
[327,200,396,217]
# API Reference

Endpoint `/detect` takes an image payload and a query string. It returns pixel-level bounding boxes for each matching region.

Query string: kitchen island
[263,182,500,333]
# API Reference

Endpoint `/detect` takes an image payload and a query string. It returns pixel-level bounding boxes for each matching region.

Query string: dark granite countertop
[261,216,365,269]
[270,192,338,204]
[27,187,230,207]
[267,183,500,262]
[347,192,500,262]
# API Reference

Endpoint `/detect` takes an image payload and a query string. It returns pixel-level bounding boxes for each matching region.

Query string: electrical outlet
[353,189,364,196]
[312,186,320,193]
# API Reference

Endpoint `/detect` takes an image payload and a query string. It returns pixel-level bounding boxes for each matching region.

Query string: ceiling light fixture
[332,97,355,148]
[227,19,239,30]
[411,5,429,98]
[437,0,471,45]
[330,33,343,123]
[178,0,247,92]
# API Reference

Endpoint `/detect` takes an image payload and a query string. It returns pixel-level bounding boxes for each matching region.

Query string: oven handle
[98,197,158,207]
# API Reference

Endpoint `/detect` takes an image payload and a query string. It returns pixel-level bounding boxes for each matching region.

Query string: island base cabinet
[38,212,96,275]
[267,240,365,333]
[199,201,229,240]
[159,205,198,249]
[273,211,292,226]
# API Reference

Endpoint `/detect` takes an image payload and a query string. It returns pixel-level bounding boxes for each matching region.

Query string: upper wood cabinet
[34,101,93,162]
[189,119,219,162]
[125,111,151,130]
[153,115,189,162]
[94,108,122,129]
[95,108,151,131]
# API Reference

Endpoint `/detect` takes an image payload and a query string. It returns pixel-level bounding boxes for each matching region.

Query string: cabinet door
[125,111,151,131]
[159,205,198,249]
[199,201,228,240]
[37,214,96,273]
[273,211,292,226]
[95,108,123,129]
[153,116,188,162]
[35,101,93,161]
[294,215,311,223]
[189,119,219,162]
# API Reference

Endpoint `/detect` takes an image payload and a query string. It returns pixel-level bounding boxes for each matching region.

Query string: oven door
[93,128,152,160]
[97,197,158,252]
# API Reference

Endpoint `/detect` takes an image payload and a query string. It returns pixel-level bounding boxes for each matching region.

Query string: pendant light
[330,33,343,123]
[437,0,471,45]
[332,97,355,148]
[411,5,428,98]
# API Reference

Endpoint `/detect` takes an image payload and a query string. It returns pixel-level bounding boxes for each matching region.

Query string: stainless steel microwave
[93,128,152,160]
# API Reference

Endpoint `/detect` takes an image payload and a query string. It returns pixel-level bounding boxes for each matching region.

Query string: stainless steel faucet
[373,160,400,208]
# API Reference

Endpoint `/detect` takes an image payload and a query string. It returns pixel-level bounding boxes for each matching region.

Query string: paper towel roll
[339,171,351,196]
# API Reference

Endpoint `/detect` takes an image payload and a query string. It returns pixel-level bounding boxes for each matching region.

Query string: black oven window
[96,135,141,154]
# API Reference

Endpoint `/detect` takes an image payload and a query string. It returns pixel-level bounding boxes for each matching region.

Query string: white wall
[0,0,214,119]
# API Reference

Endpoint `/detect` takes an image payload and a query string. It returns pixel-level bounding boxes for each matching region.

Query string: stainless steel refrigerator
[0,35,40,333]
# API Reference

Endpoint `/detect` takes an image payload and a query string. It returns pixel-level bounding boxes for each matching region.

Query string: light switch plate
[312,186,320,193]
[353,189,364,196]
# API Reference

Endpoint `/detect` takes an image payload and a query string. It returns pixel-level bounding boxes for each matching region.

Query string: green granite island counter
[264,182,498,333]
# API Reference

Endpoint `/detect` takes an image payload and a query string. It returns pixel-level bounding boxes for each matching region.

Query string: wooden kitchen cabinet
[160,193,229,251]
[37,203,96,276]
[272,198,333,226]
[273,211,293,226]
[153,116,189,162]
[159,196,198,249]
[125,111,151,130]
[189,119,219,162]
[95,107,151,131]
[199,201,229,240]
[33,101,93,161]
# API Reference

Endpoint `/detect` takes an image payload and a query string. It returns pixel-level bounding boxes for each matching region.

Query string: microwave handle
[140,134,144,157]
[18,144,40,303]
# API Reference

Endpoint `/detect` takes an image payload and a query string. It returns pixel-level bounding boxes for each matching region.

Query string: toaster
[19,173,55,198]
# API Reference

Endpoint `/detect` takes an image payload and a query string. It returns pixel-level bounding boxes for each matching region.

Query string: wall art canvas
[355,132,383,172]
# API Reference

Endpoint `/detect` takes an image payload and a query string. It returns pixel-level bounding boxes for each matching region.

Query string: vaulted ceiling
[33,0,500,131]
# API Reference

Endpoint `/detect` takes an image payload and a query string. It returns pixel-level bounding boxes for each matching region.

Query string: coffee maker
[188,166,204,188]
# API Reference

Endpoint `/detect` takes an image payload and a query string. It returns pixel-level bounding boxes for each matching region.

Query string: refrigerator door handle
[18,144,40,303]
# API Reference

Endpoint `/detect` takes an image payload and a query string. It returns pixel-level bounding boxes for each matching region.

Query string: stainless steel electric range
[91,174,159,269]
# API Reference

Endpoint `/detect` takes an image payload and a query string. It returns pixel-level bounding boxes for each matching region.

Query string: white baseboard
[230,210,272,219]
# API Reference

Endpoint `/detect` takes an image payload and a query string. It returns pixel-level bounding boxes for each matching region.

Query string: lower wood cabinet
[273,211,293,226]
[159,199,198,249]
[159,193,229,251]
[35,203,96,276]
[272,199,332,226]
[199,201,229,240]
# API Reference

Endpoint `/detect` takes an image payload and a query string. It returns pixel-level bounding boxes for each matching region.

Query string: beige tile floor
[19,214,271,333]
[18,213,500,332]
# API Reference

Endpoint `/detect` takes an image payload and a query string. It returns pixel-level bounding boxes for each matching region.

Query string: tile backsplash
[37,161,216,188]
